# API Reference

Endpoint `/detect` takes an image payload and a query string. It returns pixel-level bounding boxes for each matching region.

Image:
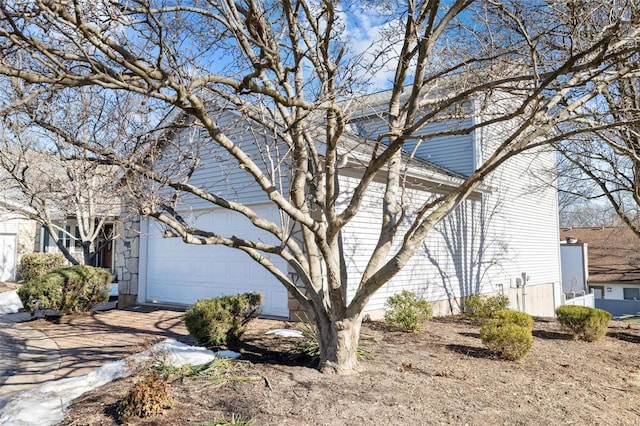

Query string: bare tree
[557,68,640,231]
[0,0,638,372]
[0,87,129,266]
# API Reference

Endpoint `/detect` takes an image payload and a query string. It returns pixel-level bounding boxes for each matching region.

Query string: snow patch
[0,339,239,426]
[265,328,304,338]
[0,290,23,314]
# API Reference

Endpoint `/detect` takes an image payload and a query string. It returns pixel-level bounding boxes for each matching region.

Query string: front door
[100,224,114,271]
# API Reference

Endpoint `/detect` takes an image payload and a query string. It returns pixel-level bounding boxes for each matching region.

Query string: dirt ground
[55,315,640,426]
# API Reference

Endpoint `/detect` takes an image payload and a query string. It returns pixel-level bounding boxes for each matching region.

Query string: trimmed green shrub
[17,265,111,314]
[17,252,66,282]
[118,372,172,423]
[556,305,611,342]
[384,290,432,332]
[464,293,510,324]
[492,309,534,330]
[480,321,534,361]
[184,293,262,349]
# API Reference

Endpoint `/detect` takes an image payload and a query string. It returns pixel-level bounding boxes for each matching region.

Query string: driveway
[0,324,60,397]
[29,305,194,378]
[0,302,193,397]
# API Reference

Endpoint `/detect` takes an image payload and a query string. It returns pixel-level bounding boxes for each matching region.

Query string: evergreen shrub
[18,252,66,282]
[556,305,611,342]
[480,309,534,361]
[17,265,111,314]
[464,293,510,324]
[384,290,432,332]
[184,292,262,348]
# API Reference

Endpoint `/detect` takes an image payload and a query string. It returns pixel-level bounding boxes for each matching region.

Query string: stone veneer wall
[287,281,309,321]
[16,219,37,255]
[15,219,38,280]
[116,216,140,308]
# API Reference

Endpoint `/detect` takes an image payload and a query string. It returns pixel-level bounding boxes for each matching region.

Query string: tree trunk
[316,314,363,374]
[52,237,79,265]
[82,241,92,266]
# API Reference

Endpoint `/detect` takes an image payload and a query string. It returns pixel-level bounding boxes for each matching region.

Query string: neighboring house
[40,218,120,273]
[118,95,563,320]
[0,203,122,280]
[559,227,640,301]
[0,150,125,279]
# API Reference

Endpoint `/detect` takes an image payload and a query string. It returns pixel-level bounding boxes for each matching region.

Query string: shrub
[384,290,432,332]
[556,305,611,342]
[17,265,111,314]
[480,321,534,361]
[203,414,254,426]
[492,309,534,330]
[17,252,66,282]
[184,292,262,349]
[118,372,172,423]
[290,318,321,363]
[464,293,510,324]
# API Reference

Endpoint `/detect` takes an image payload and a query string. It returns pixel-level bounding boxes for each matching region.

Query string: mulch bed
[57,316,640,425]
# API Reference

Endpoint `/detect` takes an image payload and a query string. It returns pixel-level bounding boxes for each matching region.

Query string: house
[116,96,563,319]
[560,226,640,299]
[0,150,124,279]
[559,227,640,316]
[0,202,123,281]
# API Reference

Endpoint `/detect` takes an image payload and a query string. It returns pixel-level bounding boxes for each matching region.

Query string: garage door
[143,205,289,317]
[0,234,17,282]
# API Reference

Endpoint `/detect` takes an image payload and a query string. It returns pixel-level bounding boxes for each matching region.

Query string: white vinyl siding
[336,142,560,314]
[166,111,290,210]
[338,172,501,312]
[475,92,561,293]
[0,212,20,234]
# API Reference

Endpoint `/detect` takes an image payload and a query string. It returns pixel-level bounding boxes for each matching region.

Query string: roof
[560,226,640,284]
[336,131,473,187]
[158,101,480,192]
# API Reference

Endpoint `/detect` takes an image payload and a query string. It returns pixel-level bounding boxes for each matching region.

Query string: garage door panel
[145,207,289,317]
[147,260,214,282]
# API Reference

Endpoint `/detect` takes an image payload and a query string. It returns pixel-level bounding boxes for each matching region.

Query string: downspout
[521,272,528,314]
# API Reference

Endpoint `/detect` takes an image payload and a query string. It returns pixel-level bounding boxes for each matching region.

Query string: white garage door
[144,205,289,317]
[0,234,17,282]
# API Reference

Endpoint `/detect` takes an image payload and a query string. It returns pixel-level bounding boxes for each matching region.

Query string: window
[623,288,640,300]
[58,225,72,249]
[75,226,83,249]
